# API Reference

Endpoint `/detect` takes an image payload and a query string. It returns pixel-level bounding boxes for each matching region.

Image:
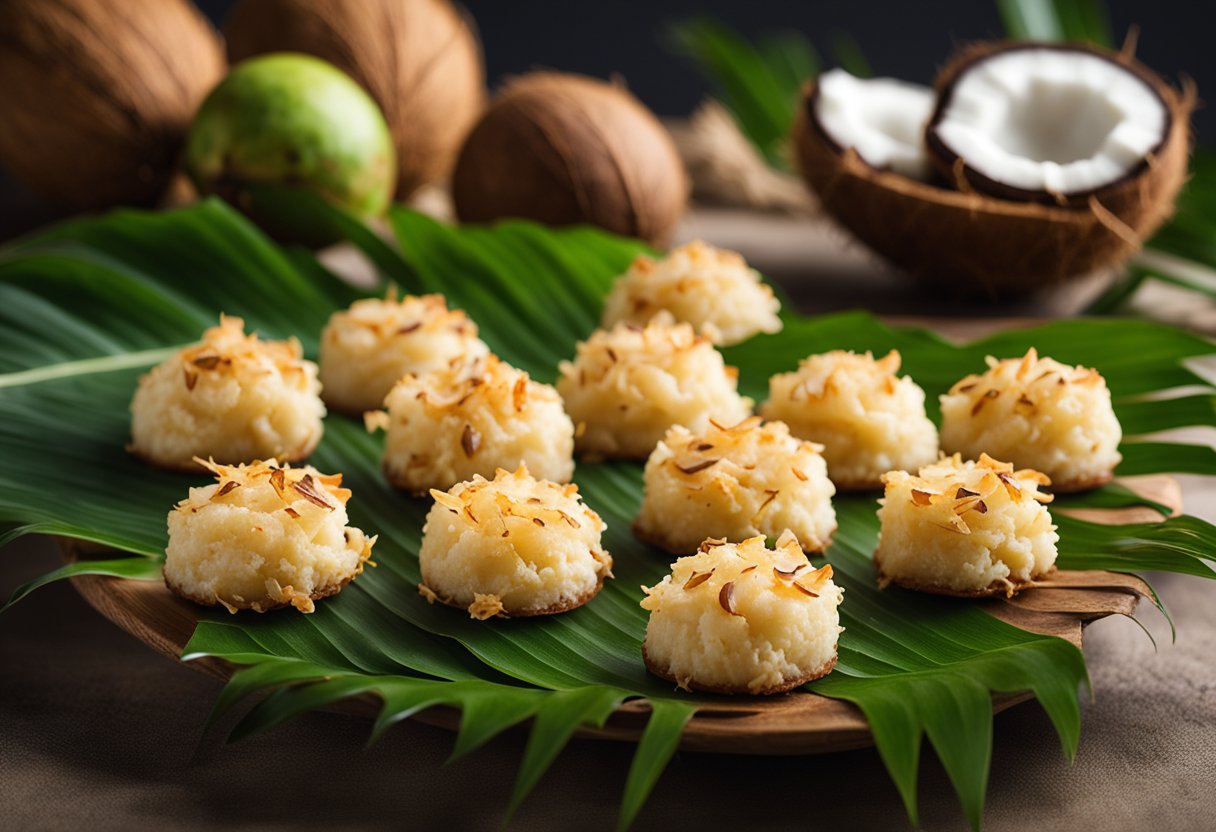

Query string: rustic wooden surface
[66,473,1179,756]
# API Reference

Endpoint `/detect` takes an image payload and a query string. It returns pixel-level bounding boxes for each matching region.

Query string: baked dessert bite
[874,453,1058,597]
[640,532,843,694]
[633,417,836,555]
[759,349,938,490]
[556,313,753,460]
[369,354,574,494]
[418,465,612,619]
[600,240,782,346]
[164,458,376,613]
[319,292,490,415]
[939,348,1122,491]
[129,316,324,471]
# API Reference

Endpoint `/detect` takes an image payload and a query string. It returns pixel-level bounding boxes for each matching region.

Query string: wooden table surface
[2,206,1214,831]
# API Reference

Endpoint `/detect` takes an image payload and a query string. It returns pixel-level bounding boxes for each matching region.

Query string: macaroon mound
[129,316,324,471]
[164,458,376,614]
[939,348,1123,491]
[600,240,782,346]
[370,354,574,494]
[759,349,938,490]
[640,532,843,695]
[418,465,613,619]
[319,291,490,415]
[634,417,836,555]
[875,453,1058,597]
[556,313,753,460]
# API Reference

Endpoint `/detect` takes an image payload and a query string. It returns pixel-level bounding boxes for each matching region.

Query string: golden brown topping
[192,355,222,370]
[684,570,713,590]
[718,581,743,616]
[292,474,335,510]
[911,489,935,507]
[461,423,481,458]
[512,375,528,412]
[283,506,300,519]
[183,368,198,391]
[215,481,241,498]
[971,389,1000,415]
[675,458,720,475]
[430,488,464,513]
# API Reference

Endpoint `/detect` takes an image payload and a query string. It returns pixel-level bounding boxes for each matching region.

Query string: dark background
[198,0,1210,134]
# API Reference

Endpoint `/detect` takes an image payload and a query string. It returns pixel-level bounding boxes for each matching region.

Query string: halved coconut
[794,41,1193,293]
[813,69,935,180]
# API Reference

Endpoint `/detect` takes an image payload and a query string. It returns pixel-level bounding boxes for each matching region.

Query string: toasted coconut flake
[557,509,581,529]
[283,506,300,518]
[955,486,978,499]
[698,537,726,553]
[430,488,465,512]
[192,355,222,370]
[718,581,743,616]
[269,467,286,499]
[792,582,819,598]
[183,368,198,391]
[292,474,335,510]
[396,321,423,335]
[675,458,720,475]
[774,563,806,579]
[791,466,809,482]
[684,570,713,590]
[215,481,241,498]
[911,489,935,507]
[971,389,1000,415]
[364,410,391,433]
[468,593,505,620]
[461,423,481,458]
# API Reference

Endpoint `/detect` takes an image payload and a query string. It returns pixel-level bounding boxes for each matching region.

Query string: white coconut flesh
[814,69,935,180]
[931,48,1167,197]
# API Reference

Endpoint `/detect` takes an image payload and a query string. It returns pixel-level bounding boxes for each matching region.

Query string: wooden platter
[65,473,1176,756]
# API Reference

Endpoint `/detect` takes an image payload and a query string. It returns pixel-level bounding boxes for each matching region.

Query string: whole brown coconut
[794,41,1193,293]
[224,0,484,200]
[452,72,689,246]
[0,0,226,212]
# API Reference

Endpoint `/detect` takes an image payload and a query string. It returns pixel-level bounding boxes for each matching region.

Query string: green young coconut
[186,52,396,245]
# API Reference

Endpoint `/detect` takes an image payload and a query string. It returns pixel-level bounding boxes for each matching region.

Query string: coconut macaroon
[875,453,1058,597]
[319,292,490,414]
[634,418,836,555]
[370,355,574,494]
[418,465,612,619]
[164,458,376,614]
[760,350,939,490]
[129,316,324,471]
[600,240,782,346]
[556,313,753,460]
[640,532,842,694]
[939,348,1123,491]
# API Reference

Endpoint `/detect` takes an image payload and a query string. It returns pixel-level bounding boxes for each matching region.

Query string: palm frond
[0,199,1213,829]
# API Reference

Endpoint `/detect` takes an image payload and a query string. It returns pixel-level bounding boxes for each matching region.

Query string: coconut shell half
[793,44,1194,293]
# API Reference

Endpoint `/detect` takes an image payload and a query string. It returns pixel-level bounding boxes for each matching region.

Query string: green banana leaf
[2,199,1215,830]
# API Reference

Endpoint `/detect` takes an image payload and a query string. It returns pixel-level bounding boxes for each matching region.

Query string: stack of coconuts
[0,0,687,247]
[0,0,1194,291]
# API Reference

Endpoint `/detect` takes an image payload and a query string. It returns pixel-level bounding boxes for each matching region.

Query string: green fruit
[186,52,396,246]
